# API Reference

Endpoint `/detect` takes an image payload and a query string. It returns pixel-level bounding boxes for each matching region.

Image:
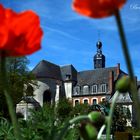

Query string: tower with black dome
[94,41,105,69]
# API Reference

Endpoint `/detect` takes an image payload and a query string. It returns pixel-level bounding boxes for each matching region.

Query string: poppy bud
[88,111,105,130]
[115,76,131,93]
[80,122,98,140]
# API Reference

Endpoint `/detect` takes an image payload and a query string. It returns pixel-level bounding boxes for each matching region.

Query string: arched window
[101,97,106,102]
[74,99,80,106]
[43,90,51,104]
[83,98,89,104]
[74,86,80,95]
[91,85,97,94]
[83,85,89,94]
[92,99,97,105]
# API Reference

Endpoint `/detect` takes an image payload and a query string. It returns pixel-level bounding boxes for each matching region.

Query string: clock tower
[94,41,105,69]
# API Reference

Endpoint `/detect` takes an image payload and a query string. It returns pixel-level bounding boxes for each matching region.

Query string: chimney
[117,63,120,77]
[109,71,114,95]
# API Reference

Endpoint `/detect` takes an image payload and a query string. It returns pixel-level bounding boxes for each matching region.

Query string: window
[74,100,80,105]
[101,97,105,102]
[92,99,97,105]
[101,84,106,93]
[83,85,89,94]
[91,85,97,93]
[74,86,80,95]
[83,99,89,104]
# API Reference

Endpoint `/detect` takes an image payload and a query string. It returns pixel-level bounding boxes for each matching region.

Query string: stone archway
[43,90,51,104]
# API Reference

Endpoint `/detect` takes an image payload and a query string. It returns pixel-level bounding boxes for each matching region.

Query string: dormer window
[101,84,106,93]
[65,74,71,80]
[74,86,80,95]
[83,85,89,94]
[91,85,97,94]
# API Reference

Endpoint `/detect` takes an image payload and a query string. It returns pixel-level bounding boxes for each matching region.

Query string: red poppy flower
[0,4,43,56]
[72,0,126,18]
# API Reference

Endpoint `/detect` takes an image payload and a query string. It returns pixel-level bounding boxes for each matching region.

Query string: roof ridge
[78,66,117,73]
[41,60,60,68]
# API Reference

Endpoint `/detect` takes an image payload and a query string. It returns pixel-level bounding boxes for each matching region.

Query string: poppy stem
[56,115,89,140]
[115,10,133,78]
[0,52,21,140]
[115,10,140,128]
[106,91,119,140]
[97,124,106,140]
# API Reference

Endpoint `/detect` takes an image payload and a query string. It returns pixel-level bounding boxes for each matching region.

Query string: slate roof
[77,67,124,86]
[32,60,62,80]
[20,96,41,108]
[32,60,127,85]
[109,92,133,104]
[60,64,77,81]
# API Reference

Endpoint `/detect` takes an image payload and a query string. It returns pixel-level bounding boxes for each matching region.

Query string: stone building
[31,41,130,106]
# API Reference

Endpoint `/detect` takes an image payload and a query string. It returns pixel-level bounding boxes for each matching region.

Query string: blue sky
[1,0,140,79]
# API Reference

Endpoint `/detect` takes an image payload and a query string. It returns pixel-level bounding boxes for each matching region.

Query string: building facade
[31,41,130,106]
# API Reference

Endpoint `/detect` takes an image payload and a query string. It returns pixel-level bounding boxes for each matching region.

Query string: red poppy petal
[0,4,43,57]
[72,0,126,18]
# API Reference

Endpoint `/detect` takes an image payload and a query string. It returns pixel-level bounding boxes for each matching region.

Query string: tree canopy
[0,56,36,118]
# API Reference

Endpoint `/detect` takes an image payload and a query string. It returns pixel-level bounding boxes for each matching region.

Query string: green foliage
[71,103,91,116]
[98,100,110,115]
[0,118,15,140]
[112,105,131,132]
[56,98,73,120]
[19,103,79,140]
[0,57,36,118]
[0,99,90,140]
[6,57,29,74]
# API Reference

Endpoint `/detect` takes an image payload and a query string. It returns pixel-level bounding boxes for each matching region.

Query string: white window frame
[83,85,89,94]
[74,86,80,95]
[73,99,80,106]
[101,84,106,93]
[91,85,97,94]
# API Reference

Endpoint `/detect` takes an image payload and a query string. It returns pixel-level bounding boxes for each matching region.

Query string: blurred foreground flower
[0,4,43,56]
[0,4,43,139]
[79,122,98,140]
[72,0,126,18]
[115,76,131,93]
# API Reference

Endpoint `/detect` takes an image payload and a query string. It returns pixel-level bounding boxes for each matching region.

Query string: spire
[93,40,105,69]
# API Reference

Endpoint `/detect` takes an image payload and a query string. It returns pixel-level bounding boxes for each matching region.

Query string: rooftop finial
[96,41,102,49]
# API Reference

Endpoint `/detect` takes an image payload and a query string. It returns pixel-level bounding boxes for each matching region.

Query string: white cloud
[41,24,93,45]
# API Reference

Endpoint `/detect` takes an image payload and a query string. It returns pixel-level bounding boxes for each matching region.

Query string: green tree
[0,56,36,118]
[56,98,73,120]
[19,103,79,140]
[71,103,91,116]
[112,105,131,132]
